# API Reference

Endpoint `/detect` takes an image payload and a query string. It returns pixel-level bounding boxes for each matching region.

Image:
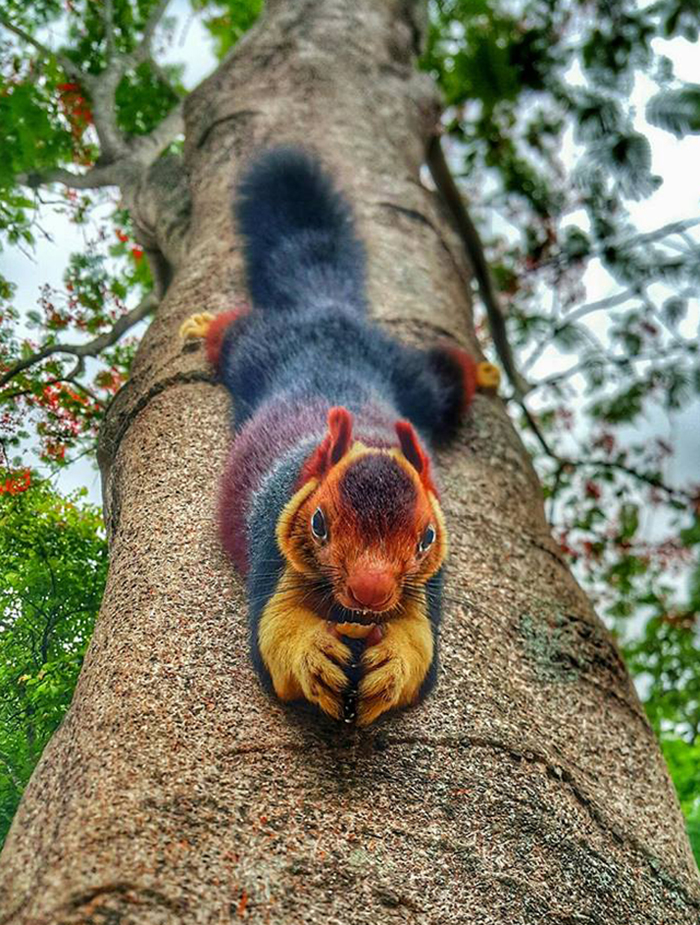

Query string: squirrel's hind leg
[180,306,249,368]
[393,343,500,443]
[427,344,500,441]
[179,311,215,340]
[430,345,500,411]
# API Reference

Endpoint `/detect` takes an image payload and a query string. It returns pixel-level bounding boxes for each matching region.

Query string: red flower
[0,469,31,495]
[45,442,66,461]
[594,433,616,455]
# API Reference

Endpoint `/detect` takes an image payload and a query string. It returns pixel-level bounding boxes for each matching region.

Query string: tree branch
[537,218,700,274]
[0,293,157,389]
[6,0,180,188]
[102,0,117,61]
[130,101,184,166]
[149,56,184,97]
[523,288,638,374]
[18,164,126,190]
[517,408,695,504]
[588,459,695,499]
[126,0,173,67]
[632,217,700,248]
[89,74,129,160]
[551,457,694,502]
[427,135,531,399]
[510,391,695,504]
[518,401,558,458]
[0,14,127,159]
[17,102,183,190]
[0,16,90,85]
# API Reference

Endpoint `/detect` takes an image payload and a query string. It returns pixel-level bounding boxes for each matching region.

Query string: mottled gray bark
[1,1,698,922]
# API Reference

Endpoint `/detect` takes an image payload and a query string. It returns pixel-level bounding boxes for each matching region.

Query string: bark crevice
[98,370,216,475]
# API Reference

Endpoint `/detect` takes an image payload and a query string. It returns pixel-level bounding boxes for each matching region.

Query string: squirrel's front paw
[262,618,351,722]
[179,311,215,340]
[356,620,433,726]
[295,625,351,721]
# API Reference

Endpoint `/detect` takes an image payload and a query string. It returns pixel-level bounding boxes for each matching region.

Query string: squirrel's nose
[347,569,395,610]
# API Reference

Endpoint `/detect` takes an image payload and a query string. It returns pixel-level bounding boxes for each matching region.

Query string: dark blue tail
[234,147,367,313]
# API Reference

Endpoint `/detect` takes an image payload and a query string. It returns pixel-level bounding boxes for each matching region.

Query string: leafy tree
[0,0,698,912]
[422,0,700,861]
[0,474,107,845]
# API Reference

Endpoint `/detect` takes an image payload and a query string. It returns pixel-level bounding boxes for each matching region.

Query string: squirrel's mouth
[333,609,381,625]
[329,595,399,625]
[333,580,399,619]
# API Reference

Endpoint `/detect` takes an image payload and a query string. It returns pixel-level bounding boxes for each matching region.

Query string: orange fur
[270,409,447,724]
[280,412,447,621]
[258,567,351,719]
[258,567,433,724]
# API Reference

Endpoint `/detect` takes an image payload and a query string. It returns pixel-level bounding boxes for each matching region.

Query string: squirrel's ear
[298,407,354,484]
[396,420,432,483]
[327,407,353,466]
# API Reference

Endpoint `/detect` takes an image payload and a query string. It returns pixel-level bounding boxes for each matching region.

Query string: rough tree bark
[1,1,698,922]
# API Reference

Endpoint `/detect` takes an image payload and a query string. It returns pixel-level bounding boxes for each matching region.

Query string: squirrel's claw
[355,619,432,726]
[356,650,407,726]
[476,361,500,392]
[260,609,351,722]
[179,312,215,340]
[296,626,351,721]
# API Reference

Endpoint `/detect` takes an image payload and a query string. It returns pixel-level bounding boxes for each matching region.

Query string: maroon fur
[218,397,329,573]
[206,305,249,367]
[395,421,437,495]
[339,453,416,537]
[440,345,478,411]
[298,407,354,484]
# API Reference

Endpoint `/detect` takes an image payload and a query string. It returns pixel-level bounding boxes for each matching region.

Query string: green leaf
[662,297,687,324]
[0,479,107,846]
[647,86,700,138]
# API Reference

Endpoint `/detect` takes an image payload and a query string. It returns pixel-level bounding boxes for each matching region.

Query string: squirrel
[180,147,499,726]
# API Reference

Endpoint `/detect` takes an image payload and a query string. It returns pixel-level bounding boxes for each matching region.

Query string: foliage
[0,220,150,466]
[0,0,698,860]
[660,737,700,865]
[423,0,700,861]
[0,476,107,845]
[191,0,263,58]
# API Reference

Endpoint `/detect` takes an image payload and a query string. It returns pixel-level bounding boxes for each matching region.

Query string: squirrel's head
[276,408,447,622]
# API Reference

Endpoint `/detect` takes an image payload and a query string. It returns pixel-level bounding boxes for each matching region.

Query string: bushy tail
[234,147,367,313]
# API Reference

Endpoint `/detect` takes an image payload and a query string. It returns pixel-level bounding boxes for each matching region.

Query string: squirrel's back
[234,147,367,314]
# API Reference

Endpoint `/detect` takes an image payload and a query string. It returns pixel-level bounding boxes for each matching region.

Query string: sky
[1,2,699,509]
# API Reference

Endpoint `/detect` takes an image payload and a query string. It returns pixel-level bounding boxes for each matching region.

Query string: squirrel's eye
[311,507,328,542]
[418,524,436,554]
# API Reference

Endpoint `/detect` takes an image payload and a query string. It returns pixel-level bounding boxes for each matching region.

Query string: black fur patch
[235,147,367,314]
[340,454,416,536]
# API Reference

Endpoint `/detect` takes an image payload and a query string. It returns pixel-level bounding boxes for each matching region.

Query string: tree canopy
[0,0,698,861]
[0,477,107,844]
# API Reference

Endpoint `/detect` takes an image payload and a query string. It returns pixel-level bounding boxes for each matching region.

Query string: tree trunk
[1,1,698,922]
